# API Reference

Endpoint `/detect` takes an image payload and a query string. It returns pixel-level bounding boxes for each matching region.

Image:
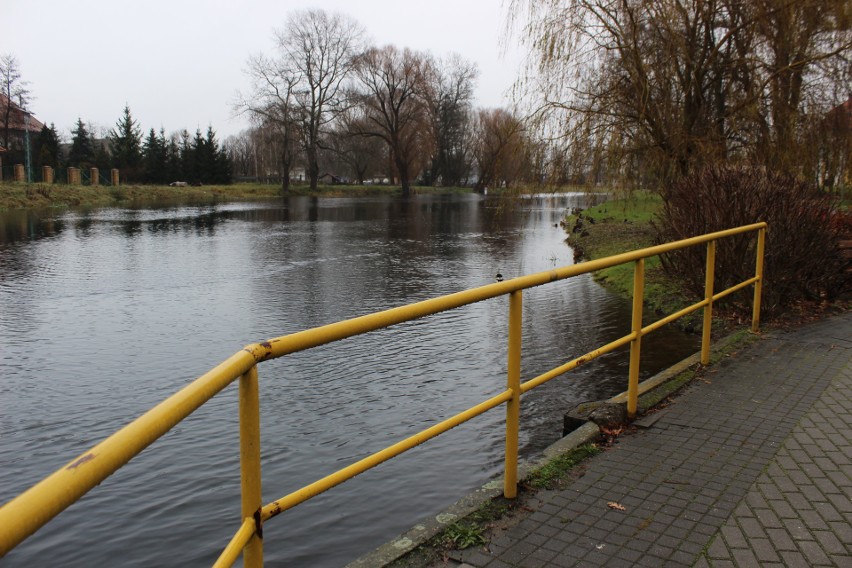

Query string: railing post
[504,290,522,499]
[752,227,766,332]
[239,366,263,567]
[627,259,644,419]
[701,240,716,365]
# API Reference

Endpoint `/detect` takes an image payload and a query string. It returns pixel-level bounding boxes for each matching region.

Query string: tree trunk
[307,147,319,190]
[280,153,291,193]
[395,155,411,197]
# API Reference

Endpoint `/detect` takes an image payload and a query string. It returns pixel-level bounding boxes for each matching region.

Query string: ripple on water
[0,194,698,567]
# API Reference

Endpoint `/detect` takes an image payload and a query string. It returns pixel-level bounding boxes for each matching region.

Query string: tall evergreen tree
[35,123,62,170]
[179,129,194,182]
[109,105,142,180]
[142,128,167,183]
[94,142,111,172]
[68,118,95,168]
[164,131,181,183]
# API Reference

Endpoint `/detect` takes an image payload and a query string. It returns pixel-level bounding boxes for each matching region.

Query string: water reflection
[0,193,698,567]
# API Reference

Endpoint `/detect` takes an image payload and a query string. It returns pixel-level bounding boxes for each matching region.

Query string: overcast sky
[4,0,525,141]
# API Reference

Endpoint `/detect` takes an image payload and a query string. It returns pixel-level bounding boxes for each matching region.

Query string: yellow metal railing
[0,222,767,566]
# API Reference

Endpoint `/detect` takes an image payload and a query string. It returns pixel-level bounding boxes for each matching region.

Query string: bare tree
[276,9,365,190]
[0,54,32,150]
[353,46,430,197]
[236,53,302,191]
[328,105,385,184]
[223,131,254,178]
[421,53,479,186]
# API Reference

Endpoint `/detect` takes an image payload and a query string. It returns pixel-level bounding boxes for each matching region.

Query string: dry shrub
[654,165,846,315]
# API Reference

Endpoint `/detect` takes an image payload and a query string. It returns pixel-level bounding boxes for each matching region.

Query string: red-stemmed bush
[654,165,846,315]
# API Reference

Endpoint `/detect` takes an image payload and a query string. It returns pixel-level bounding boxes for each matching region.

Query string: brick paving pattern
[461,312,852,567]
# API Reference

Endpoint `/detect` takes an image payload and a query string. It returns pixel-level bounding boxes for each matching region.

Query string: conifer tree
[109,105,142,180]
[35,123,62,169]
[94,142,111,172]
[215,140,233,184]
[179,129,193,182]
[68,118,95,168]
[142,128,168,183]
[164,131,181,183]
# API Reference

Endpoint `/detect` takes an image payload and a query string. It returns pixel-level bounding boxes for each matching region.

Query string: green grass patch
[565,192,701,326]
[526,443,602,489]
[442,521,487,549]
[580,191,662,224]
[0,181,481,211]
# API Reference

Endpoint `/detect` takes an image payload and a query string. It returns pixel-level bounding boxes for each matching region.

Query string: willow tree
[509,0,852,187]
[471,108,528,192]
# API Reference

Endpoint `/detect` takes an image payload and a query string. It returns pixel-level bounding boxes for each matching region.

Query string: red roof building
[0,94,44,153]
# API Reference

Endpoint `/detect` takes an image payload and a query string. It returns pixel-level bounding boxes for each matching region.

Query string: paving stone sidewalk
[456,312,852,568]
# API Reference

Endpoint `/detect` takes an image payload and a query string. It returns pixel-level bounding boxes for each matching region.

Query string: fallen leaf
[607,501,626,511]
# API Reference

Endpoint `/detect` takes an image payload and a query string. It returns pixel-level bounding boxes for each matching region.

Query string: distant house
[0,94,44,166]
[318,172,347,185]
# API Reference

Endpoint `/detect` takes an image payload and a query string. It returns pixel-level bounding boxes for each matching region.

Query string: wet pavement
[448,312,852,567]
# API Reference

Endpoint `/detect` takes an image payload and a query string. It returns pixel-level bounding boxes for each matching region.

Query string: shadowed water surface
[0,193,698,566]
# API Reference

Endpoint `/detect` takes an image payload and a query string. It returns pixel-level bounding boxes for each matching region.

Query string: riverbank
[0,181,474,211]
[563,192,703,330]
[564,191,851,330]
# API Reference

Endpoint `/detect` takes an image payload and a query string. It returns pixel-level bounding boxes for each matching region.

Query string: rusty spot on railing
[65,453,95,470]
[258,341,274,361]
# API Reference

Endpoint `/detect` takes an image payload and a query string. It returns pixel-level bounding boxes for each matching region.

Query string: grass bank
[0,181,473,211]
[563,192,702,330]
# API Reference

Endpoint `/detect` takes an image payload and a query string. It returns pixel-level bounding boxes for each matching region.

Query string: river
[0,192,698,566]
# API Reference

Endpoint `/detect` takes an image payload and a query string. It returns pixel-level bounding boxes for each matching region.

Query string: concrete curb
[346,330,756,568]
[346,423,601,568]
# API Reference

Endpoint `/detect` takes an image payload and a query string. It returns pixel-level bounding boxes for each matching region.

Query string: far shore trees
[238,9,365,191]
[471,108,528,192]
[237,10,489,192]
[353,46,430,197]
[237,54,302,191]
[422,54,478,187]
[328,108,385,185]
